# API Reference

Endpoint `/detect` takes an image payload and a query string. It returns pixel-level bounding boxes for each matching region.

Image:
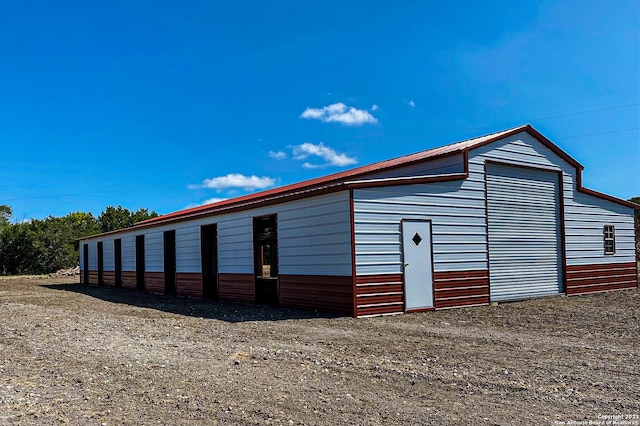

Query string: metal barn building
[78,125,638,317]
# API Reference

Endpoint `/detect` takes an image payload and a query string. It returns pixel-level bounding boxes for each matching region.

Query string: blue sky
[1,0,638,221]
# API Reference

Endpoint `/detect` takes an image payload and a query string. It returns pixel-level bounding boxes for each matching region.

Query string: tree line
[0,205,157,275]
[0,197,638,276]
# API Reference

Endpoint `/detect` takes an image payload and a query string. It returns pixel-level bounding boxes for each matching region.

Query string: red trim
[279,274,353,315]
[483,124,583,170]
[78,124,637,240]
[578,187,638,209]
[566,262,637,295]
[345,173,467,189]
[176,272,203,298]
[355,274,404,317]
[433,270,489,309]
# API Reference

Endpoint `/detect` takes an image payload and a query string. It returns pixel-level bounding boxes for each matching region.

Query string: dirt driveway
[0,276,638,425]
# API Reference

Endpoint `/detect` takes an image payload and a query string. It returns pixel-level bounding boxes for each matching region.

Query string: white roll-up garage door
[486,163,563,301]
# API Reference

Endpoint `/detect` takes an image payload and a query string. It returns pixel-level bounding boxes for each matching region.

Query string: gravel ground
[0,276,638,425]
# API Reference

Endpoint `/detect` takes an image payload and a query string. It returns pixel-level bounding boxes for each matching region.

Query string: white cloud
[184,197,229,209]
[268,150,287,160]
[300,102,378,126]
[371,104,379,111]
[200,197,228,205]
[189,173,276,191]
[291,142,357,168]
[408,100,416,107]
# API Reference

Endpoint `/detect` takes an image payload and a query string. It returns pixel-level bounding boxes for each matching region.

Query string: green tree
[98,205,158,232]
[0,209,100,275]
[0,205,157,275]
[0,222,39,274]
[98,205,133,232]
[0,204,11,227]
[131,207,158,224]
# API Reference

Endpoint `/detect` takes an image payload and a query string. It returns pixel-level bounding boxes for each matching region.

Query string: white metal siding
[469,131,636,269]
[102,238,115,271]
[113,191,353,276]
[121,235,136,271]
[77,132,636,288]
[486,163,563,301]
[79,244,85,271]
[565,191,635,265]
[87,241,97,270]
[217,217,253,273]
[354,179,488,275]
[145,232,164,272]
[361,153,465,180]
[278,192,351,275]
[176,226,201,273]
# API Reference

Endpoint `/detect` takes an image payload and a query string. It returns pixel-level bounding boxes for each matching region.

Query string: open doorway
[200,224,218,298]
[114,239,122,288]
[253,215,278,304]
[135,235,145,291]
[97,242,104,286]
[83,243,89,285]
[164,230,176,295]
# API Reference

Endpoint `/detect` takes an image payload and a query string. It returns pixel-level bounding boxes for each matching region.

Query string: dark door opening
[200,224,218,298]
[83,244,89,285]
[164,230,176,296]
[114,239,122,288]
[97,242,104,286]
[253,215,278,304]
[135,235,145,291]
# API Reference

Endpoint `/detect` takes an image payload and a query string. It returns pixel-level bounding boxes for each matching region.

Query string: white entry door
[402,220,434,311]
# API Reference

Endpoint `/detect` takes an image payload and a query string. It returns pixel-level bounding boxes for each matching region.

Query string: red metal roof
[138,125,538,226]
[79,124,636,239]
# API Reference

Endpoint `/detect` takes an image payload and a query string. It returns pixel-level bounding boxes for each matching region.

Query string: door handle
[404,263,409,267]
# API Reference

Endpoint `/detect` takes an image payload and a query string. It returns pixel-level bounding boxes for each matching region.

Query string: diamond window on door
[412,232,422,246]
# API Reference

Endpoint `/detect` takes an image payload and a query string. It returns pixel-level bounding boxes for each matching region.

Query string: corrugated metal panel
[353,180,488,275]
[176,226,201,273]
[486,163,563,301]
[279,275,353,315]
[278,192,351,275]
[133,127,530,228]
[121,235,136,271]
[566,262,637,295]
[102,238,114,270]
[79,243,85,273]
[361,153,465,180]
[144,232,164,272]
[468,132,635,270]
[564,191,636,266]
[164,191,351,276]
[87,241,97,270]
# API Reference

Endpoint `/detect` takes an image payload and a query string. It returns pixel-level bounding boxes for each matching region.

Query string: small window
[603,225,615,255]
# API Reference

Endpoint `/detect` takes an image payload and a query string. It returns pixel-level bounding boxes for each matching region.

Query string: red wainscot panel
[279,275,353,316]
[121,271,137,290]
[218,273,255,304]
[88,271,99,286]
[566,262,637,296]
[145,272,165,294]
[434,270,489,310]
[102,271,116,287]
[176,273,203,298]
[355,274,404,317]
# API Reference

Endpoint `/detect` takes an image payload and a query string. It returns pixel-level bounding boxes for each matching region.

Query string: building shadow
[41,282,341,323]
